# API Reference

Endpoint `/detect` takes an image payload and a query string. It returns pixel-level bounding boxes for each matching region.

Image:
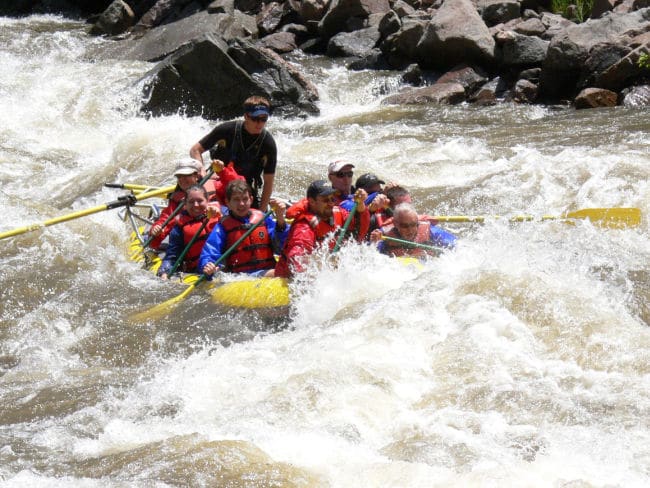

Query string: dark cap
[307,180,336,199]
[355,173,385,190]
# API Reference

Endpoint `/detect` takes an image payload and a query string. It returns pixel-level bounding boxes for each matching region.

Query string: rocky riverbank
[3,0,650,118]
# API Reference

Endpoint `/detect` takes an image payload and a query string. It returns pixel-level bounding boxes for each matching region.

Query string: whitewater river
[1,14,649,487]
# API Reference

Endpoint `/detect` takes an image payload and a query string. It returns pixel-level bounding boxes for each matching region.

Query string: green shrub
[639,53,650,70]
[551,0,594,23]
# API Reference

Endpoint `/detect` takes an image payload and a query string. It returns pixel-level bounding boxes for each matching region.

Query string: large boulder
[416,0,496,70]
[588,32,650,89]
[539,8,650,99]
[496,30,549,66]
[318,0,391,39]
[89,0,135,36]
[140,35,320,119]
[380,16,428,69]
[97,9,257,62]
[327,26,382,57]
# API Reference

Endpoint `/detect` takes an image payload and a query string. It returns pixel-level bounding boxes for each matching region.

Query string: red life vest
[175,213,219,272]
[310,207,346,249]
[381,221,433,258]
[220,209,276,272]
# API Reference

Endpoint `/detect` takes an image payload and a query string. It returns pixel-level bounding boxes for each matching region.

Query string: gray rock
[140,35,319,119]
[378,10,401,37]
[90,0,135,36]
[257,31,298,53]
[327,26,382,57]
[513,17,546,36]
[540,8,650,99]
[497,30,549,66]
[381,82,467,105]
[436,65,489,93]
[319,0,391,39]
[416,0,496,70]
[380,16,427,68]
[478,0,521,27]
[513,78,538,102]
[99,10,257,62]
[470,76,511,104]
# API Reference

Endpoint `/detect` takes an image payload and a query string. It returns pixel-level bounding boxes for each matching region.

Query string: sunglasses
[396,221,418,229]
[331,171,354,178]
[249,115,268,123]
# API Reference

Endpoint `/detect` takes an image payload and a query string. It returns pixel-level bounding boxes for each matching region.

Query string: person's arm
[199,224,227,277]
[189,142,206,163]
[259,172,275,211]
[283,221,316,274]
[190,123,228,164]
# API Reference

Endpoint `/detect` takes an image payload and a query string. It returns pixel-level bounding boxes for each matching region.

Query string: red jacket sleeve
[274,220,316,277]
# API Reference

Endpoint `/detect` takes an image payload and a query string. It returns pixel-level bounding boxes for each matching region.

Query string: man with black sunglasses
[327,160,356,207]
[189,96,277,211]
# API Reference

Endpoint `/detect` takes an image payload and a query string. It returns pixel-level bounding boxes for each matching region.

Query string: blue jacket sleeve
[198,224,227,274]
[157,225,184,276]
[265,215,290,253]
[429,225,457,249]
[339,197,354,212]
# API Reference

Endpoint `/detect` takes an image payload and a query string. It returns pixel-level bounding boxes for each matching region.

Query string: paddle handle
[380,235,443,253]
[333,202,358,253]
[0,185,175,241]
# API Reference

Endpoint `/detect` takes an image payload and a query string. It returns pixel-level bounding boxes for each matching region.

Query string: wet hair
[185,185,208,200]
[392,202,418,222]
[226,180,252,201]
[243,96,270,111]
[384,185,410,206]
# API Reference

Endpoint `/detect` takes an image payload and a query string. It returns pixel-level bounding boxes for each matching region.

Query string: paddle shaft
[168,218,210,276]
[105,183,161,191]
[380,235,443,253]
[179,209,274,288]
[0,185,175,241]
[431,208,640,228]
[333,201,358,253]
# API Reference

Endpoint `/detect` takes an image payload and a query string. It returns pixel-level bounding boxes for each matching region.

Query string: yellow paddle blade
[129,281,200,323]
[211,277,290,309]
[433,207,641,229]
[563,208,641,229]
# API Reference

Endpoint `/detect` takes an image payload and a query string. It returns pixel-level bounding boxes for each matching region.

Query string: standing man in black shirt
[189,96,277,211]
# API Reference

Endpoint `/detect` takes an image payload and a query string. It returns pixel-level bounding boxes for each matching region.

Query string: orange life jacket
[382,221,433,258]
[220,209,275,272]
[176,213,219,272]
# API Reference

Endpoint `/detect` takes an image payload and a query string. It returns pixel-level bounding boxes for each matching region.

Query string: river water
[1,14,649,487]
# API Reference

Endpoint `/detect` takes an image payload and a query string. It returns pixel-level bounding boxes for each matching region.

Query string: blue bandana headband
[245,104,270,116]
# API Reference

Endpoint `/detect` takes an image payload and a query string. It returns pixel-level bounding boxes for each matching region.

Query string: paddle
[380,235,444,253]
[141,167,215,249]
[431,208,640,229]
[0,185,175,241]
[332,201,358,253]
[130,209,274,322]
[105,183,161,192]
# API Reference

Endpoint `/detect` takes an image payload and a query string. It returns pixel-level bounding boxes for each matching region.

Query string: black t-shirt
[199,120,277,194]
